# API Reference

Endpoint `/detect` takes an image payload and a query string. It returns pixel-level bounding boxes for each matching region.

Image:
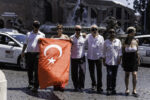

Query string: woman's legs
[132,71,137,93]
[125,72,130,93]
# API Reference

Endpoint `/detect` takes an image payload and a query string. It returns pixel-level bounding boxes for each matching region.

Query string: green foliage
[146,1,150,33]
[134,0,150,33]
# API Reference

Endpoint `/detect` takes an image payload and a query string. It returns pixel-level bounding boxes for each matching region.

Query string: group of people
[21,20,140,97]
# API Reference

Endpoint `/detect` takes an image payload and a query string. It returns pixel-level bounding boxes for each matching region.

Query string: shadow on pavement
[0,65,26,71]
[139,64,150,68]
[7,87,60,100]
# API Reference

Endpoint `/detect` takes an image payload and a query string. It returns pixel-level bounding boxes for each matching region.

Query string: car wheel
[18,56,26,69]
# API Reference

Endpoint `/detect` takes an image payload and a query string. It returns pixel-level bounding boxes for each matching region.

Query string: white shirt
[86,34,104,60]
[70,33,86,59]
[103,38,122,65]
[24,31,45,52]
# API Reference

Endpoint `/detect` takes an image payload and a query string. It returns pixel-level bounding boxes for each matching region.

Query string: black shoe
[79,88,84,92]
[91,86,96,91]
[31,87,38,93]
[132,92,139,97]
[111,90,116,95]
[73,88,78,92]
[106,91,111,96]
[27,85,33,89]
[59,87,64,92]
[97,88,103,94]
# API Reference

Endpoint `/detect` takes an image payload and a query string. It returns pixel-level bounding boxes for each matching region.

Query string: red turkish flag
[38,38,71,89]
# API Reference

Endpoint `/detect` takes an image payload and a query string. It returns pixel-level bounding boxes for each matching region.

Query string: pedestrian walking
[103,29,122,95]
[122,26,140,97]
[70,25,86,92]
[86,25,104,93]
[51,24,70,91]
[21,20,45,92]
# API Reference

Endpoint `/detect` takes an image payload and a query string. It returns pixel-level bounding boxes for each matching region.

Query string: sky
[113,0,134,9]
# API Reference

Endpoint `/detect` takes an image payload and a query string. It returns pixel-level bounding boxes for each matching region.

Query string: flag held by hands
[38,38,71,89]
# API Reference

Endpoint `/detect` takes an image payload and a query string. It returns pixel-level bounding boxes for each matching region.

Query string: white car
[135,35,150,64]
[0,32,26,69]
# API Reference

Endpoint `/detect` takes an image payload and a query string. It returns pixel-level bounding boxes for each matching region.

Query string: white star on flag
[48,57,56,64]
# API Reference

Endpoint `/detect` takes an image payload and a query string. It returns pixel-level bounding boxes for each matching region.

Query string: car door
[0,34,22,64]
[138,37,150,64]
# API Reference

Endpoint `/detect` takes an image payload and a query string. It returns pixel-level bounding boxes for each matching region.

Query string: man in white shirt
[86,25,104,93]
[21,21,45,92]
[103,29,122,95]
[70,25,86,92]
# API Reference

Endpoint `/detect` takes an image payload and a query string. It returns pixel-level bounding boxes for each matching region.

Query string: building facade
[0,0,136,30]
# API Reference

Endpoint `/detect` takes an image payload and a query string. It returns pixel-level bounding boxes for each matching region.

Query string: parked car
[135,35,150,64]
[0,32,26,69]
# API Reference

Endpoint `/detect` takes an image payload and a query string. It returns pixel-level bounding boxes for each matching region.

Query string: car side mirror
[8,41,15,46]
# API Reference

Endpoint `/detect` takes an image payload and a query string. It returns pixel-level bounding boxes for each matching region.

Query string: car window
[138,37,150,46]
[0,35,7,44]
[10,34,26,44]
[0,34,18,46]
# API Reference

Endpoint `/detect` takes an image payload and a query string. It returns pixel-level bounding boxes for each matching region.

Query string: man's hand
[21,52,25,60]
[118,57,122,65]
[38,39,42,43]
[103,58,106,66]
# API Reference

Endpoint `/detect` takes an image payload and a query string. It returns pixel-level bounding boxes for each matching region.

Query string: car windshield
[10,34,26,44]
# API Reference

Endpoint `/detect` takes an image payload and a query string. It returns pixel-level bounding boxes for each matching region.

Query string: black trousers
[71,56,86,89]
[88,59,102,90]
[25,52,39,88]
[106,65,118,91]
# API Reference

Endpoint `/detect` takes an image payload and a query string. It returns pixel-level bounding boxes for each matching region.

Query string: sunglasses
[75,28,81,31]
[109,31,115,33]
[57,28,62,30]
[91,28,98,31]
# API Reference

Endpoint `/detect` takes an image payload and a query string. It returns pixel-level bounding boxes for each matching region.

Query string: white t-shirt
[24,31,45,52]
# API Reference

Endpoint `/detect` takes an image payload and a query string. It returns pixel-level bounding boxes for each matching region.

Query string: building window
[0,19,4,28]
[116,7,122,19]
[124,10,130,20]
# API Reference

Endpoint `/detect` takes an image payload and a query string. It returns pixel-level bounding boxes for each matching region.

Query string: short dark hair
[57,24,63,29]
[33,20,40,28]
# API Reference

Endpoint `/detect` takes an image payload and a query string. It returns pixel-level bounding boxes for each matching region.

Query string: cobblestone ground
[1,64,150,100]
[1,66,59,100]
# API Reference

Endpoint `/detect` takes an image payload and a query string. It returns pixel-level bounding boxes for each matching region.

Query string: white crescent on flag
[44,44,62,64]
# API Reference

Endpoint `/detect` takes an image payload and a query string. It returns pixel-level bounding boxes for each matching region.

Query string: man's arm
[118,40,122,65]
[21,44,27,59]
[103,41,106,66]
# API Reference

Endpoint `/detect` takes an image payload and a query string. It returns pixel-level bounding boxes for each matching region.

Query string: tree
[134,0,150,34]
[146,1,150,33]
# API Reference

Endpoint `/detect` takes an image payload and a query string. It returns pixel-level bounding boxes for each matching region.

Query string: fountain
[40,0,106,36]
[66,0,88,26]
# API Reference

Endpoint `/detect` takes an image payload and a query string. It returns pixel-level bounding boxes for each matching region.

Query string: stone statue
[73,3,84,24]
